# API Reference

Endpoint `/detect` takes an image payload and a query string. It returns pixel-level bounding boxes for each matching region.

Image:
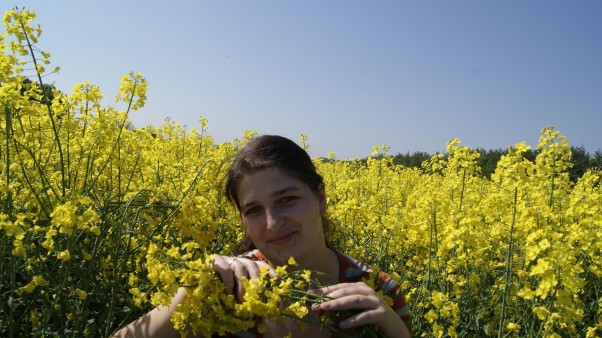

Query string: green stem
[123,145,142,194]
[427,203,434,291]
[118,139,122,198]
[498,187,517,338]
[549,157,556,211]
[11,138,61,203]
[458,167,466,213]
[83,114,129,196]
[85,80,137,197]
[4,104,13,218]
[19,16,66,198]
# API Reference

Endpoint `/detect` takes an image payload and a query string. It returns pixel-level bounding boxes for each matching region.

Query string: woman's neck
[297,246,340,284]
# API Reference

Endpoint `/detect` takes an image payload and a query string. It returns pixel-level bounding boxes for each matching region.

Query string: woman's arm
[311,282,411,338]
[111,287,187,338]
[111,255,276,337]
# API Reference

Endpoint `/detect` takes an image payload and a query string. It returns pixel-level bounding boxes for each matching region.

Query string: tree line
[391,146,602,182]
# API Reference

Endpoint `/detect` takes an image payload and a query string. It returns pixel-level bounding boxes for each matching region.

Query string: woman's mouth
[268,232,296,245]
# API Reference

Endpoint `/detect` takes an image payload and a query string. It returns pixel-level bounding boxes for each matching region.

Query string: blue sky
[8,1,602,159]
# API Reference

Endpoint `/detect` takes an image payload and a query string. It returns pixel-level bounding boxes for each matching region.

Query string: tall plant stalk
[498,187,518,337]
[19,17,66,198]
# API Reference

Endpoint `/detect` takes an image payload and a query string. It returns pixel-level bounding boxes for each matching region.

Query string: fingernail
[311,303,319,310]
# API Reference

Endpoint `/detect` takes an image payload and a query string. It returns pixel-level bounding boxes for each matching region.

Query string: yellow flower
[20,275,46,293]
[12,239,26,257]
[585,327,598,338]
[30,310,40,328]
[532,306,550,321]
[76,288,88,300]
[20,282,36,293]
[115,71,148,111]
[82,250,92,260]
[287,301,308,318]
[50,202,77,236]
[275,265,287,277]
[57,250,71,261]
[425,309,438,323]
[301,270,311,283]
[431,291,445,308]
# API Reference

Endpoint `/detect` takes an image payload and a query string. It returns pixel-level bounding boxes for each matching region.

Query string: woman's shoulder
[333,250,374,282]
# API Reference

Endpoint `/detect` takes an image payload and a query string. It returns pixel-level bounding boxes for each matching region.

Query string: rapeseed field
[1,9,600,337]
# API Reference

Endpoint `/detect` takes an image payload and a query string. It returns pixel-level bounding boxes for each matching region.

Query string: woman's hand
[310,282,411,338]
[212,254,278,301]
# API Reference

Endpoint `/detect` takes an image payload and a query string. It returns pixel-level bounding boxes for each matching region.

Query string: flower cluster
[145,248,388,337]
[168,257,312,337]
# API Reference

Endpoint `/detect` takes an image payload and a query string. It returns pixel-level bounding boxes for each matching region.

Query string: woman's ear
[318,184,327,215]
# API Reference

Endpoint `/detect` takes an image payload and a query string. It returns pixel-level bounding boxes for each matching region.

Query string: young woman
[113,135,412,338]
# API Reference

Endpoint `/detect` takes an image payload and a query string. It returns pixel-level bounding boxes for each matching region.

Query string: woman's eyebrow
[271,186,301,197]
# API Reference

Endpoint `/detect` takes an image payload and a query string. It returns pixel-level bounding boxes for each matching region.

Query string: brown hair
[224,135,332,253]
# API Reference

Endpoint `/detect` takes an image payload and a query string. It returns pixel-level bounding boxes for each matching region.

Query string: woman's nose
[265,207,282,230]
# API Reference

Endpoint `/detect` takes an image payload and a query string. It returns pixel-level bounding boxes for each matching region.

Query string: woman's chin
[264,247,301,267]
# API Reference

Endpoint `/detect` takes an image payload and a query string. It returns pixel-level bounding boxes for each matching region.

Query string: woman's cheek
[244,217,264,236]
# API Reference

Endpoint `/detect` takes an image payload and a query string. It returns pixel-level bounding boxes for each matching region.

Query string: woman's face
[236,167,327,266]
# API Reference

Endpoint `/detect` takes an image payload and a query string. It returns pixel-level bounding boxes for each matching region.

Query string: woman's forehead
[237,168,304,200]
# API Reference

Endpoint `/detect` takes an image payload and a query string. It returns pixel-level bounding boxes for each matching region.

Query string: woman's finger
[312,282,373,297]
[311,293,381,312]
[310,282,396,331]
[213,255,279,301]
[310,282,383,313]
[229,258,251,301]
[212,254,236,295]
[256,260,279,279]
[337,307,387,329]
[233,258,259,279]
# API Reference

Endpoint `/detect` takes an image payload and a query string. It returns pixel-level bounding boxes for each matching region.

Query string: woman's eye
[280,196,297,204]
[244,206,261,216]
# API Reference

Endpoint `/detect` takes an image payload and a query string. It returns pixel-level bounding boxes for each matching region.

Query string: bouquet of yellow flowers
[156,256,386,337]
